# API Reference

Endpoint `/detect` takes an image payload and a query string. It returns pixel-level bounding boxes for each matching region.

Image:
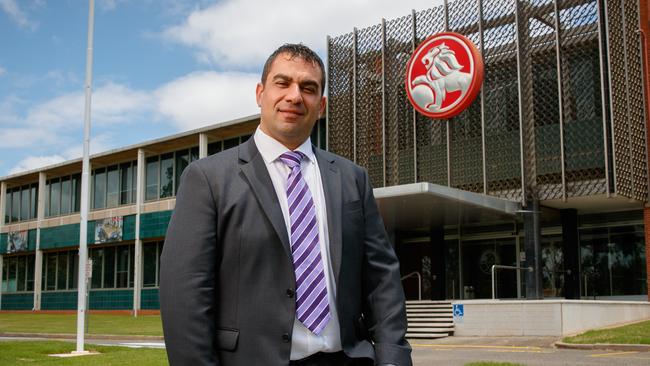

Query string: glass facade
[143,241,163,287]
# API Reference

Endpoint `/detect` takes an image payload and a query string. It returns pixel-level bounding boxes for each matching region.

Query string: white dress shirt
[253,128,343,360]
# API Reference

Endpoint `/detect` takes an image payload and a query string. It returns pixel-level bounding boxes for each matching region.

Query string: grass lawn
[0,341,168,365]
[562,320,650,345]
[0,314,163,336]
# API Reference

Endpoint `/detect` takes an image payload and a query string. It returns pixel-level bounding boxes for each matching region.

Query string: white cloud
[162,0,442,68]
[0,66,5,77]
[24,82,154,129]
[0,0,38,30]
[155,70,259,130]
[7,133,116,175]
[8,155,66,175]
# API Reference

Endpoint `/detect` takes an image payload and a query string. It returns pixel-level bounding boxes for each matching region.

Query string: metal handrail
[401,271,421,300]
[491,265,533,299]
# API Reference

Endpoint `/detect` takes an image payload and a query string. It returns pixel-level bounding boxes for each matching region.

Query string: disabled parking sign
[453,304,464,323]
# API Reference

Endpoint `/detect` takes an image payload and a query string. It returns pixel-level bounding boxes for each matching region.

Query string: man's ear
[256,83,264,107]
[319,95,326,118]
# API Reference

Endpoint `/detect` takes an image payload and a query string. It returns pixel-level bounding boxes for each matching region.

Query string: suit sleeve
[160,162,219,366]
[360,168,413,366]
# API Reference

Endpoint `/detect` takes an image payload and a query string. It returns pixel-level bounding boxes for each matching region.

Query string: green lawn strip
[562,320,650,345]
[0,340,167,366]
[0,314,163,336]
[464,363,525,366]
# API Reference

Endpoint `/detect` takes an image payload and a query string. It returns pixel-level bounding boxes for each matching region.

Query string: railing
[401,271,422,300]
[491,265,533,299]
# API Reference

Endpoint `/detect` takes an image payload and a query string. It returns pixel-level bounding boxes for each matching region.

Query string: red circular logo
[405,32,484,119]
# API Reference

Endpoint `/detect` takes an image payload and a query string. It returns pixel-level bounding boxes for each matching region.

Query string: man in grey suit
[160,44,411,366]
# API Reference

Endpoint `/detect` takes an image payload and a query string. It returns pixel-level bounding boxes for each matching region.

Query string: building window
[120,162,136,205]
[45,174,81,218]
[159,153,174,198]
[60,177,71,215]
[41,251,78,291]
[93,168,106,210]
[143,241,163,288]
[88,245,134,289]
[145,156,159,201]
[106,165,120,208]
[4,183,39,223]
[1,255,35,293]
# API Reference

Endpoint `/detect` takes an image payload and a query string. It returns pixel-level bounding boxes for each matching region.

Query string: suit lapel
[314,148,342,287]
[239,139,292,258]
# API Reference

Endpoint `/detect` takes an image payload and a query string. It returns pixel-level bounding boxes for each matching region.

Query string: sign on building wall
[7,230,28,253]
[405,32,484,119]
[94,216,123,244]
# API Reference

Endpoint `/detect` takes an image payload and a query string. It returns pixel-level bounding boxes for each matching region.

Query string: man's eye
[303,87,316,94]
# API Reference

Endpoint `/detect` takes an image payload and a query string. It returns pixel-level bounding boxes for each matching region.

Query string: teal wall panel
[42,291,77,310]
[40,224,81,250]
[0,293,33,310]
[123,215,136,241]
[0,233,6,254]
[27,229,37,251]
[88,290,133,310]
[140,211,173,239]
[141,288,160,309]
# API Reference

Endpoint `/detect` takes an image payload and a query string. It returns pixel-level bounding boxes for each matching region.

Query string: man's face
[256,53,326,150]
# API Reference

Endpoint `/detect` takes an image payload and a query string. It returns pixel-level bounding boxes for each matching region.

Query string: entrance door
[461,238,518,299]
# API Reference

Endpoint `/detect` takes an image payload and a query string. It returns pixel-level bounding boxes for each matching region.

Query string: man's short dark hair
[261,43,326,95]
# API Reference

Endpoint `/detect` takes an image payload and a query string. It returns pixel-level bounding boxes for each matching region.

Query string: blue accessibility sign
[452,304,464,321]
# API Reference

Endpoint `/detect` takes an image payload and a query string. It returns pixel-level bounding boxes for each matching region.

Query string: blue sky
[0,0,440,177]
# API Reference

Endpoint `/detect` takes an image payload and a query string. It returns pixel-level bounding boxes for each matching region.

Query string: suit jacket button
[286,288,295,298]
[282,333,291,343]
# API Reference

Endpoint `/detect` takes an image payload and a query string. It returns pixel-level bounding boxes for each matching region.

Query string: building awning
[374,183,522,230]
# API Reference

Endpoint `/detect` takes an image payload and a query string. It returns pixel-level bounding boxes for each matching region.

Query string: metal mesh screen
[448,0,484,193]
[355,25,384,188]
[482,0,522,201]
[327,33,354,161]
[385,15,416,186]
[327,0,645,203]
[606,0,648,200]
[560,0,607,197]
[415,7,448,185]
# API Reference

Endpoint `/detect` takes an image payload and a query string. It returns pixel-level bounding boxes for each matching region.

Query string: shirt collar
[254,127,315,165]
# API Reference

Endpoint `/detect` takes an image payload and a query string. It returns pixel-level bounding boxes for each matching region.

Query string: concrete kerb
[554,341,650,352]
[0,332,164,341]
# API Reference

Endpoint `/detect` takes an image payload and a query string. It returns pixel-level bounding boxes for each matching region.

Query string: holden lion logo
[405,32,484,119]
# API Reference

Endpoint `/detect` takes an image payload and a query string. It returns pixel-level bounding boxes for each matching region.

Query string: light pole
[75,0,95,354]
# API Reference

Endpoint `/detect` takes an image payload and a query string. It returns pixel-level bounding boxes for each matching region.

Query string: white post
[76,0,95,354]
[33,172,46,310]
[133,149,145,316]
[199,133,208,159]
[0,181,6,310]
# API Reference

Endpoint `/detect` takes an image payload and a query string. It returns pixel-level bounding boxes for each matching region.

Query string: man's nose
[285,84,303,104]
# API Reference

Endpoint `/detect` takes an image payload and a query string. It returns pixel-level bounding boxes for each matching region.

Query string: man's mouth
[279,109,304,116]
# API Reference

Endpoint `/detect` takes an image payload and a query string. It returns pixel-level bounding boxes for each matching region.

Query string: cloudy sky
[0,0,441,176]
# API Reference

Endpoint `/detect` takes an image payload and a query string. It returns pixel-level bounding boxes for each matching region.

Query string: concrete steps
[405,300,454,339]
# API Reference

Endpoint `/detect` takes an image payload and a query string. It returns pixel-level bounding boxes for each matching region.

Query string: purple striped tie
[279,151,330,335]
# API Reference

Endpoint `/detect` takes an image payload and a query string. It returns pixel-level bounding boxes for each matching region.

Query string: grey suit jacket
[160,138,411,366]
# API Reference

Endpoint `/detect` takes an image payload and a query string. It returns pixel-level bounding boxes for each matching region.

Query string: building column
[523,200,543,299]
[644,207,650,302]
[33,172,46,310]
[199,133,208,159]
[0,181,5,310]
[133,149,145,315]
[561,209,581,299]
[429,226,446,300]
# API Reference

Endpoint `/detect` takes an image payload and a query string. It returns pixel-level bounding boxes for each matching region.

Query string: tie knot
[279,151,305,169]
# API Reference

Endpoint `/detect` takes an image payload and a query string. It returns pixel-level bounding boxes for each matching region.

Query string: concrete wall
[452,300,650,336]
